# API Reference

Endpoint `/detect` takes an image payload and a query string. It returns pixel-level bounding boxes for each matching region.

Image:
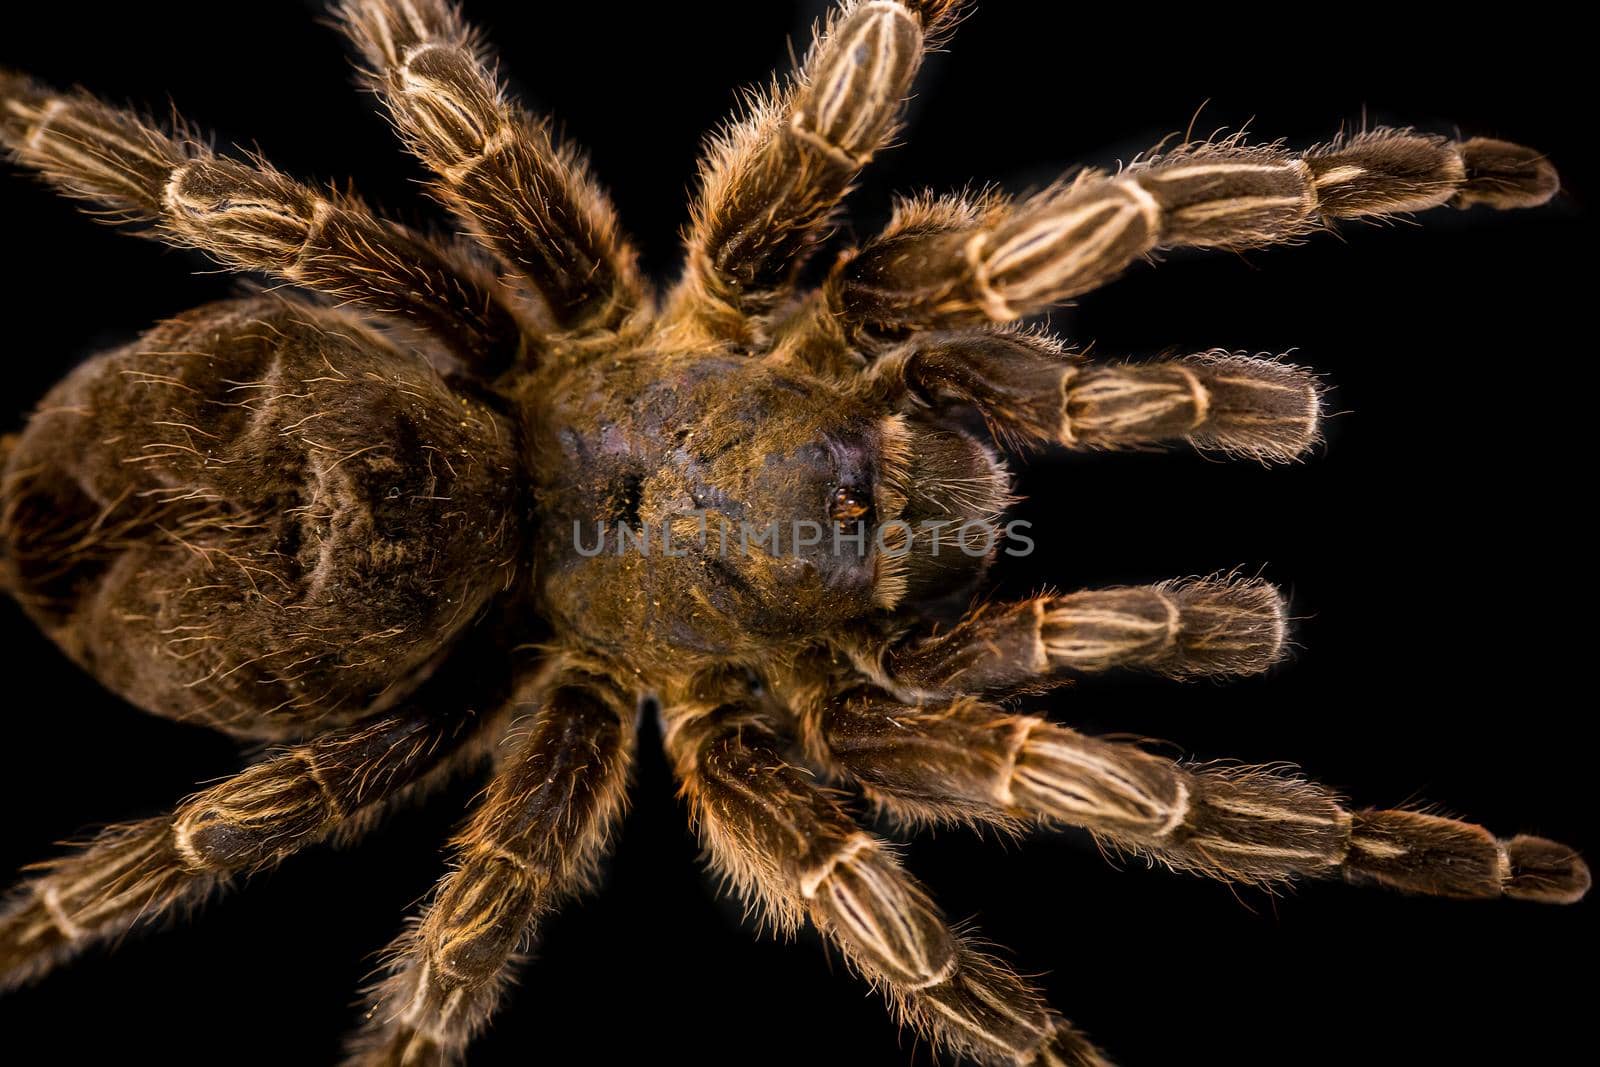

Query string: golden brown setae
[0,2,1586,1064]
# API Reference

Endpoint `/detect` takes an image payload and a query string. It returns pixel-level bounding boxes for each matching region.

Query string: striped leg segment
[862,329,1323,461]
[347,658,635,1067]
[0,69,522,368]
[842,578,1286,707]
[0,700,493,992]
[829,129,1558,333]
[662,700,1106,1067]
[813,694,1590,902]
[665,1,967,340]
[337,0,643,332]
[1040,578,1285,678]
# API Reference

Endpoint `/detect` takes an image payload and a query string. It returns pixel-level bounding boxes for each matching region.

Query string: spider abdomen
[0,298,523,738]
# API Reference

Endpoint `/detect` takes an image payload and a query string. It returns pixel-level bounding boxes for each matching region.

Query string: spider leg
[813,129,1558,338]
[0,677,501,992]
[336,0,645,334]
[0,70,523,370]
[862,329,1323,461]
[661,694,1107,1067]
[823,578,1286,710]
[346,656,634,1067]
[663,1,966,344]
[801,688,1590,903]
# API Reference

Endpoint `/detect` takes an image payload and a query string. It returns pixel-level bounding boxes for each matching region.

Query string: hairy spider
[0,2,1588,1064]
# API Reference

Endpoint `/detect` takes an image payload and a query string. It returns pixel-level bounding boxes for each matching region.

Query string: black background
[1,3,1593,1065]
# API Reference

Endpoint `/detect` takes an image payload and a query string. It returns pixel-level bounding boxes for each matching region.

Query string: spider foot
[1454,138,1560,209]
[1347,811,1590,903]
[1504,834,1591,904]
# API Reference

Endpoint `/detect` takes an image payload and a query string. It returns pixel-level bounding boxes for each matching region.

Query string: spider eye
[829,485,872,525]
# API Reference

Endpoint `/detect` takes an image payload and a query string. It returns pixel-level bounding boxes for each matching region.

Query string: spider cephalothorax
[524,346,1007,662]
[0,2,1587,1065]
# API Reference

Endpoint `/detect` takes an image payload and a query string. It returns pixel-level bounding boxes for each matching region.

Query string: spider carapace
[0,2,1587,1065]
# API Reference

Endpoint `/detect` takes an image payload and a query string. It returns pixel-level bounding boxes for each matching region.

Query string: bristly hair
[0,3,1582,1066]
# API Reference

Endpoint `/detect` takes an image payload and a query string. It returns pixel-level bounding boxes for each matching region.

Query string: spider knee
[790,2,922,169]
[395,43,505,165]
[422,847,542,987]
[1008,728,1185,834]
[163,159,325,270]
[801,833,956,987]
[170,761,333,872]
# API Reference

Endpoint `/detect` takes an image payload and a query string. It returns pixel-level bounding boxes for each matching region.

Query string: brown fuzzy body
[3,298,522,738]
[0,3,1586,1066]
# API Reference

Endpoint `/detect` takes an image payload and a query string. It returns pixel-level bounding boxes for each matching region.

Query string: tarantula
[0,1,1588,1064]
